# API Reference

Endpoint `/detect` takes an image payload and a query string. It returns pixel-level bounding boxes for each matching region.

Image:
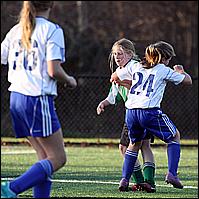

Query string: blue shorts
[125,108,177,143]
[10,92,61,138]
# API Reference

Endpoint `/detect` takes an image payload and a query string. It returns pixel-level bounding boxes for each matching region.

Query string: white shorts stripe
[164,115,176,134]
[162,114,176,135]
[40,97,46,137]
[44,96,49,136]
[45,96,52,136]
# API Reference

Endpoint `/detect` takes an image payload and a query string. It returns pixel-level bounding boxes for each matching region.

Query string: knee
[141,140,150,151]
[172,129,181,143]
[58,152,67,168]
[128,141,142,151]
[62,153,67,166]
[175,130,180,139]
[49,151,67,171]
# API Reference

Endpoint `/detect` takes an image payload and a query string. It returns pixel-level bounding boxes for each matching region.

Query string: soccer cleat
[1,181,17,198]
[118,178,129,192]
[139,182,156,193]
[165,172,183,189]
[131,184,144,191]
[131,183,156,193]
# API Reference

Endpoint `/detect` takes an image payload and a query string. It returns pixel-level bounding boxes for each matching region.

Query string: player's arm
[110,66,132,86]
[47,27,77,89]
[173,65,192,85]
[97,83,122,115]
[117,79,132,90]
[110,72,132,90]
[47,60,77,89]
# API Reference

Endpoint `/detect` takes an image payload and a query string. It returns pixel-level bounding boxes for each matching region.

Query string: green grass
[1,145,198,198]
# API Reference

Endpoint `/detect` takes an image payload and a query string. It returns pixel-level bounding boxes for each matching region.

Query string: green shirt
[106,83,128,104]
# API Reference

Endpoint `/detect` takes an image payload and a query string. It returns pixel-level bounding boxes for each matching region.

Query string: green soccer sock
[143,162,156,188]
[132,165,144,184]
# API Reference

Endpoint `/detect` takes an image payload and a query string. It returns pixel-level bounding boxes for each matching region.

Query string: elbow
[188,79,193,85]
[48,72,56,79]
[187,76,193,85]
[182,77,193,86]
[48,69,59,79]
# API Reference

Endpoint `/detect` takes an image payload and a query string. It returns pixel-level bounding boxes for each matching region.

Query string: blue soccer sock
[122,150,138,181]
[33,177,52,198]
[9,159,53,195]
[167,142,180,176]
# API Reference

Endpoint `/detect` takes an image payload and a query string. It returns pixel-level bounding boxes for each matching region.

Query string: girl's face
[112,46,132,68]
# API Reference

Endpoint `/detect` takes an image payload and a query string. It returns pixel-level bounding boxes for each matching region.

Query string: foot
[131,184,143,191]
[131,182,156,193]
[1,181,17,198]
[165,172,183,189]
[118,178,129,192]
[139,182,156,193]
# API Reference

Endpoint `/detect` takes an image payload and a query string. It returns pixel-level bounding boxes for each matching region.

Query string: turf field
[1,145,198,198]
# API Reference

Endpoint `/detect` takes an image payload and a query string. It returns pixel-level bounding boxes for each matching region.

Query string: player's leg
[2,130,66,198]
[119,141,142,191]
[36,128,66,172]
[132,159,144,185]
[28,137,52,198]
[119,109,145,191]
[141,138,156,192]
[131,158,145,191]
[165,129,183,188]
[144,109,183,189]
[1,93,66,198]
[32,128,66,198]
[119,123,144,189]
[119,123,129,157]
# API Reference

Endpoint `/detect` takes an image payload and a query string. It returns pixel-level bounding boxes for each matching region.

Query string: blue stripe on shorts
[10,92,61,138]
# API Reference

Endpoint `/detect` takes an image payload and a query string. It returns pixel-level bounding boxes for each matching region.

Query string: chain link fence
[1,70,198,139]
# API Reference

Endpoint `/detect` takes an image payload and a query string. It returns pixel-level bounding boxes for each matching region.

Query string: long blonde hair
[142,41,176,68]
[108,38,139,73]
[19,1,54,50]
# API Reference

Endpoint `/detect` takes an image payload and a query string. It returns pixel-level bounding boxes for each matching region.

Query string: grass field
[1,144,198,198]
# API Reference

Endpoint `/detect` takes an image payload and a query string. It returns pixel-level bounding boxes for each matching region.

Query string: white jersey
[1,17,65,96]
[106,59,137,104]
[116,61,185,109]
[105,82,120,104]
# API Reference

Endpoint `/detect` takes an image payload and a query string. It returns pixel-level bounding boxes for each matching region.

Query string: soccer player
[97,38,156,192]
[110,41,192,191]
[1,1,77,198]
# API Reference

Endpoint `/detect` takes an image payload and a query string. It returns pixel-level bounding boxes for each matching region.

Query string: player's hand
[110,72,119,83]
[173,65,185,74]
[96,102,105,115]
[119,144,127,158]
[65,76,77,89]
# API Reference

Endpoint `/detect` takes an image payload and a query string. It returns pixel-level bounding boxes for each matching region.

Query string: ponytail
[144,45,162,67]
[19,1,36,50]
[143,41,176,68]
[18,1,54,51]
